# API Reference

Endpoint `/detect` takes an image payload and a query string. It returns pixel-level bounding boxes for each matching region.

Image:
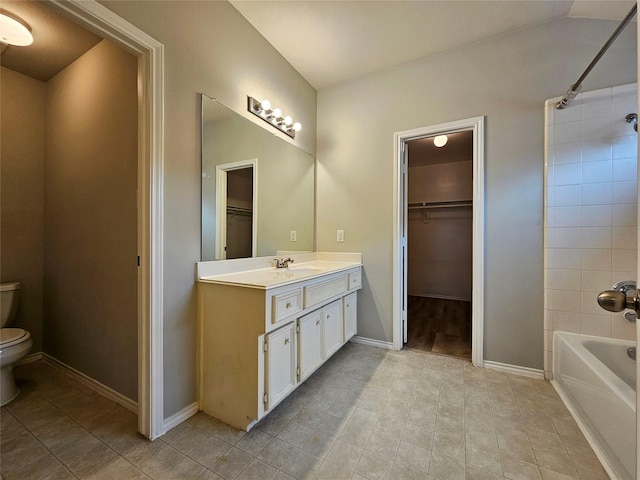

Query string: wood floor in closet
[406,296,471,360]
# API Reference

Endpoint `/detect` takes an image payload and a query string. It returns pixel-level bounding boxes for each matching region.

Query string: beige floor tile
[161,457,205,480]
[465,443,503,475]
[501,452,542,480]
[428,451,465,480]
[277,421,313,446]
[189,436,232,467]
[256,438,297,468]
[301,431,334,458]
[365,427,400,459]
[432,430,466,462]
[138,444,185,479]
[338,420,372,448]
[531,445,578,478]
[3,453,68,480]
[395,440,430,473]
[313,460,353,480]
[355,450,393,480]
[465,464,505,480]
[236,458,278,480]
[235,428,273,456]
[281,448,321,480]
[209,446,253,479]
[324,439,363,470]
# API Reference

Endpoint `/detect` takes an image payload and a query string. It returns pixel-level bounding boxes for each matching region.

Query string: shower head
[625,113,637,132]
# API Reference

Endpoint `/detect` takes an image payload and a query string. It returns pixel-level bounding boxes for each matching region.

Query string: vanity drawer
[348,269,362,290]
[304,274,349,308]
[272,288,303,324]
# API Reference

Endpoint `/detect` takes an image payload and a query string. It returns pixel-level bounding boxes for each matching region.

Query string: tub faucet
[274,257,294,269]
[628,347,636,361]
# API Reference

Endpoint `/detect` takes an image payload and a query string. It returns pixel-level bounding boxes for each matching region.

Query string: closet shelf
[408,200,472,210]
[227,205,253,216]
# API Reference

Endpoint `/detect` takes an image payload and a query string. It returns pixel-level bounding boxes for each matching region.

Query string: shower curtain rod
[555,4,637,109]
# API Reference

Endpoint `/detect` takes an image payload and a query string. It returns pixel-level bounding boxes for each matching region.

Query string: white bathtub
[552,332,636,480]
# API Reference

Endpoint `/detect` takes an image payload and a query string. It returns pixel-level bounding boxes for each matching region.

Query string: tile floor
[1,343,609,480]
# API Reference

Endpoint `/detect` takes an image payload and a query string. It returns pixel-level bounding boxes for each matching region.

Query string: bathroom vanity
[196,252,362,431]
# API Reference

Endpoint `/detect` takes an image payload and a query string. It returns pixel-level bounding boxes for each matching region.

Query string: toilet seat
[0,328,30,349]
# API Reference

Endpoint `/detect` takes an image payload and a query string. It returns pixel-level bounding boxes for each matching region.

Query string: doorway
[405,132,473,359]
[215,159,258,260]
[393,117,485,367]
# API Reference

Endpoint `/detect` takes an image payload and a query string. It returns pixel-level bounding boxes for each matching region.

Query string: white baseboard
[483,360,545,379]
[41,353,138,413]
[163,402,199,434]
[15,352,43,365]
[350,336,395,350]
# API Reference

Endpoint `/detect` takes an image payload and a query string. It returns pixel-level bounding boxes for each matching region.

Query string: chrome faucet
[274,257,294,269]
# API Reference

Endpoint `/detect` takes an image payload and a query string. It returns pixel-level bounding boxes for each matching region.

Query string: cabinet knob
[286,302,292,309]
[284,338,290,345]
[327,314,331,319]
[316,320,321,326]
[346,303,350,308]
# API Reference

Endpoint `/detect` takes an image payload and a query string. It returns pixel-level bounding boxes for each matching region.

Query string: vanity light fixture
[0,10,33,46]
[247,96,301,139]
[433,135,448,148]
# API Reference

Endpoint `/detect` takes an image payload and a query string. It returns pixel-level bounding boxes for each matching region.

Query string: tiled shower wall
[544,83,638,377]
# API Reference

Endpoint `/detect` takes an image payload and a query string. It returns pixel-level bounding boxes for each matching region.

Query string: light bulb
[433,135,448,147]
[0,12,33,46]
[272,108,282,118]
[293,122,302,132]
[260,99,271,111]
[284,116,292,126]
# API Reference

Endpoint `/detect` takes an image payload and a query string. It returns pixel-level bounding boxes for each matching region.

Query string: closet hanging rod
[408,201,472,210]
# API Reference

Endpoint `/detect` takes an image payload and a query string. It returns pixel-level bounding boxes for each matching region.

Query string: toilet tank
[0,282,20,328]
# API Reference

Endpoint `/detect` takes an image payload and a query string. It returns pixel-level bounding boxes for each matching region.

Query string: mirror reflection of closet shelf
[408,200,472,210]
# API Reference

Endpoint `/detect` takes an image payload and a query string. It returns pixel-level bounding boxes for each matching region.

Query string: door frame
[215,159,258,259]
[393,116,485,367]
[50,0,165,439]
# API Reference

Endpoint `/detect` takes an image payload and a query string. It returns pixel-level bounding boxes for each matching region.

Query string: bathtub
[552,332,636,480]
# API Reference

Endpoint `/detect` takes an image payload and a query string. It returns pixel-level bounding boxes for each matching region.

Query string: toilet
[0,282,32,406]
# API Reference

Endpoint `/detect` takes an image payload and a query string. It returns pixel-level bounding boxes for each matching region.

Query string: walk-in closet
[406,131,473,359]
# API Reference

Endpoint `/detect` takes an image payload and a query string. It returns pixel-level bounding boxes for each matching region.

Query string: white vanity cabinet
[198,262,361,431]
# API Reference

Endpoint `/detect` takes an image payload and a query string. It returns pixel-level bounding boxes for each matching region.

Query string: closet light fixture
[0,10,33,46]
[248,96,301,139]
[433,135,448,148]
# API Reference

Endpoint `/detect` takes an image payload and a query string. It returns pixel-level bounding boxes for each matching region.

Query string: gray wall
[316,17,637,369]
[0,68,45,352]
[44,39,138,400]
[100,0,317,417]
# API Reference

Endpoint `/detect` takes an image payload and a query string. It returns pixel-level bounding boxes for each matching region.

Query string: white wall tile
[582,270,611,292]
[554,105,582,124]
[544,268,554,289]
[555,163,582,186]
[582,160,612,184]
[582,94,612,120]
[553,142,581,165]
[611,117,637,137]
[581,292,606,315]
[581,205,611,227]
[554,185,582,206]
[611,203,637,227]
[611,315,636,340]
[554,269,582,291]
[581,314,612,337]
[581,249,611,271]
[555,121,582,144]
[581,227,611,249]
[583,116,612,141]
[611,249,636,273]
[554,206,582,227]
[612,157,637,182]
[553,290,582,313]
[545,186,555,207]
[612,226,636,249]
[553,248,581,269]
[547,227,581,248]
[581,140,612,163]
[553,311,581,332]
[582,183,612,205]
[544,288,554,309]
[611,181,637,204]
[612,135,637,159]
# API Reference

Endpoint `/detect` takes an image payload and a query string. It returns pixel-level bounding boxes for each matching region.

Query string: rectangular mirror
[201,94,315,260]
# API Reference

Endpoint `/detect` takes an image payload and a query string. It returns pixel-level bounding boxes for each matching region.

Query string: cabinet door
[323,300,343,358]
[343,292,357,341]
[298,310,323,381]
[265,322,296,410]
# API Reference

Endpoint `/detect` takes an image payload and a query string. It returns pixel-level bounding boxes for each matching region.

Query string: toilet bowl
[0,282,32,406]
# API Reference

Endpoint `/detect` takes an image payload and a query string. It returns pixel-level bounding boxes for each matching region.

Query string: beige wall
[44,40,138,400]
[0,68,46,351]
[316,17,637,369]
[100,0,317,417]
[408,161,473,300]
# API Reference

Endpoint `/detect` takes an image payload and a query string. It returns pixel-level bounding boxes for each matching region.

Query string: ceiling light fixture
[248,96,301,139]
[0,10,33,47]
[433,135,448,148]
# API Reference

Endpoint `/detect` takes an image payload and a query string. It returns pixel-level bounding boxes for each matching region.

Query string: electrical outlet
[290,230,297,242]
[337,229,344,243]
